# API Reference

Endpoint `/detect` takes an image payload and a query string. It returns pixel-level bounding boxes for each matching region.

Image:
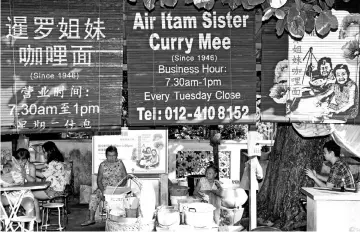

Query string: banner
[126,1,256,126]
[1,0,123,133]
[92,129,168,174]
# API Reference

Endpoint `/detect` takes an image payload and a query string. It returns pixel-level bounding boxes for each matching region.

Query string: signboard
[92,129,168,174]
[1,0,123,133]
[126,1,256,126]
[265,10,359,124]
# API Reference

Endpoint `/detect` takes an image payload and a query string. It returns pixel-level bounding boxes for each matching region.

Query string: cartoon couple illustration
[288,56,359,122]
[137,146,159,169]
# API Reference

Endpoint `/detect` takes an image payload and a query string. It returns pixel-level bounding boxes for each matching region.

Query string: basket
[105,218,155,232]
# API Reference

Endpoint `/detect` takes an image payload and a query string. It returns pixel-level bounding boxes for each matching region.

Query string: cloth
[42,161,67,192]
[100,159,127,188]
[327,159,355,188]
[240,158,263,190]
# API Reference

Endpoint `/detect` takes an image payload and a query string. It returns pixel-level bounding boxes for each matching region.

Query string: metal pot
[157,206,180,227]
[183,202,215,227]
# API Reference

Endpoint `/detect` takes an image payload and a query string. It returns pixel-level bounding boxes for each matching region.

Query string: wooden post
[160,174,169,206]
[210,125,220,179]
[247,129,258,230]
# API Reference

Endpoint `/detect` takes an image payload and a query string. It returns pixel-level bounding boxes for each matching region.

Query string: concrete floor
[64,203,105,231]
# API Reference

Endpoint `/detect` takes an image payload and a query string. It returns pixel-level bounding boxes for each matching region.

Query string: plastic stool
[41,203,66,231]
[10,216,37,232]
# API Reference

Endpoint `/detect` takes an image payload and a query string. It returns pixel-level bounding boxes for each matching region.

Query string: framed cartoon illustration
[92,129,168,174]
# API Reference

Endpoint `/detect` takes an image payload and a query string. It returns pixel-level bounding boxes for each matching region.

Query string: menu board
[126,1,256,126]
[1,0,123,133]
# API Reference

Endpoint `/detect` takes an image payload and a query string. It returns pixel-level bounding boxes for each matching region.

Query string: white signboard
[92,129,168,174]
[287,10,359,123]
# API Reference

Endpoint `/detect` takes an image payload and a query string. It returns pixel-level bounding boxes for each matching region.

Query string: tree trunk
[257,123,329,230]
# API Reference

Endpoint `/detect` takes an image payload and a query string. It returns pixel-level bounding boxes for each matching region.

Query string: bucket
[184,202,215,227]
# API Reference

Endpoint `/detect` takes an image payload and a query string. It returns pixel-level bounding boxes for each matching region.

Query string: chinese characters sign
[1,0,123,133]
[126,1,256,126]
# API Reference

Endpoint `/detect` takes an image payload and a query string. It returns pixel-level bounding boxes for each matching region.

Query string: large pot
[157,206,180,227]
[221,187,248,209]
[184,202,215,227]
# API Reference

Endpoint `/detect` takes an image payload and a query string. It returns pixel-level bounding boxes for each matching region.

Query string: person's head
[333,64,350,85]
[42,141,64,164]
[2,163,12,173]
[13,148,30,166]
[317,57,332,77]
[105,145,118,163]
[323,140,341,161]
[146,147,151,154]
[151,149,157,156]
[205,164,219,181]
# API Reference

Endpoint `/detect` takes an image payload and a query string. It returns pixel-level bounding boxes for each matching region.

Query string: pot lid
[186,202,215,212]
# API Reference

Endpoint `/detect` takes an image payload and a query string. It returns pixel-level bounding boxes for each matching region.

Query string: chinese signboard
[92,129,168,174]
[1,0,123,133]
[264,11,360,124]
[126,1,256,126]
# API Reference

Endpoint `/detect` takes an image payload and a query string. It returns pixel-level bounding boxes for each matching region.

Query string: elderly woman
[1,148,37,219]
[81,145,128,226]
[32,141,68,222]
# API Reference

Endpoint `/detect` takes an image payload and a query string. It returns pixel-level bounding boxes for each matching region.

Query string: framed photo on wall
[92,129,168,174]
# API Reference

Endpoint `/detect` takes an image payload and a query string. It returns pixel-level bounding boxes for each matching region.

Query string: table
[301,187,360,232]
[1,181,50,231]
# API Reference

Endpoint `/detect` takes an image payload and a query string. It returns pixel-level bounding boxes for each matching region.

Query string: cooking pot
[183,202,215,227]
[157,206,180,227]
[221,187,248,209]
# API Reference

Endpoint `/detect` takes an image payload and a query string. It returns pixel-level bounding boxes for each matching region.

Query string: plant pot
[184,202,215,227]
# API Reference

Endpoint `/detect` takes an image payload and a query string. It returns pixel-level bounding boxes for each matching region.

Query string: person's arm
[25,163,36,182]
[211,180,223,197]
[35,163,47,170]
[97,164,105,194]
[305,168,327,188]
[118,160,128,187]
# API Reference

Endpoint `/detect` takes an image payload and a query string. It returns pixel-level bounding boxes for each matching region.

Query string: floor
[64,203,105,231]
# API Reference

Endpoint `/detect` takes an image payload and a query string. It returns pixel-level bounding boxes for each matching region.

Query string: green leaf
[303,3,313,11]
[204,0,215,10]
[325,0,334,7]
[248,0,265,5]
[227,0,242,10]
[315,11,331,36]
[143,0,156,10]
[318,0,329,10]
[128,0,137,2]
[313,5,322,13]
[300,10,307,24]
[262,7,275,21]
[185,0,193,4]
[289,15,305,38]
[269,0,287,9]
[305,11,315,33]
[329,15,338,29]
[221,0,230,4]
[287,6,300,22]
[276,19,286,36]
[275,9,286,19]
[241,0,255,9]
[160,0,178,7]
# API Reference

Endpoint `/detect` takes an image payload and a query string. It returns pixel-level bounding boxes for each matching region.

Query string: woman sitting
[1,148,37,218]
[81,145,128,226]
[193,163,222,224]
[33,141,68,222]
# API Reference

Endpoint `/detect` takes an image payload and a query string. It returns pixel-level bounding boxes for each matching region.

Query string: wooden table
[301,187,360,232]
[1,181,50,230]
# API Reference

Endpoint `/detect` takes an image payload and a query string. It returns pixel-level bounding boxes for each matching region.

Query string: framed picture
[92,129,168,174]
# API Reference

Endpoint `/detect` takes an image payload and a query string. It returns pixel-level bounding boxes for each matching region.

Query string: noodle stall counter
[301,187,360,232]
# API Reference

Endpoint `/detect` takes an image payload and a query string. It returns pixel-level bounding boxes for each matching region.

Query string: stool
[10,216,37,232]
[41,203,66,231]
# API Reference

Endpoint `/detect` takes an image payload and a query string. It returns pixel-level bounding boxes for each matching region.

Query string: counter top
[301,187,360,201]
